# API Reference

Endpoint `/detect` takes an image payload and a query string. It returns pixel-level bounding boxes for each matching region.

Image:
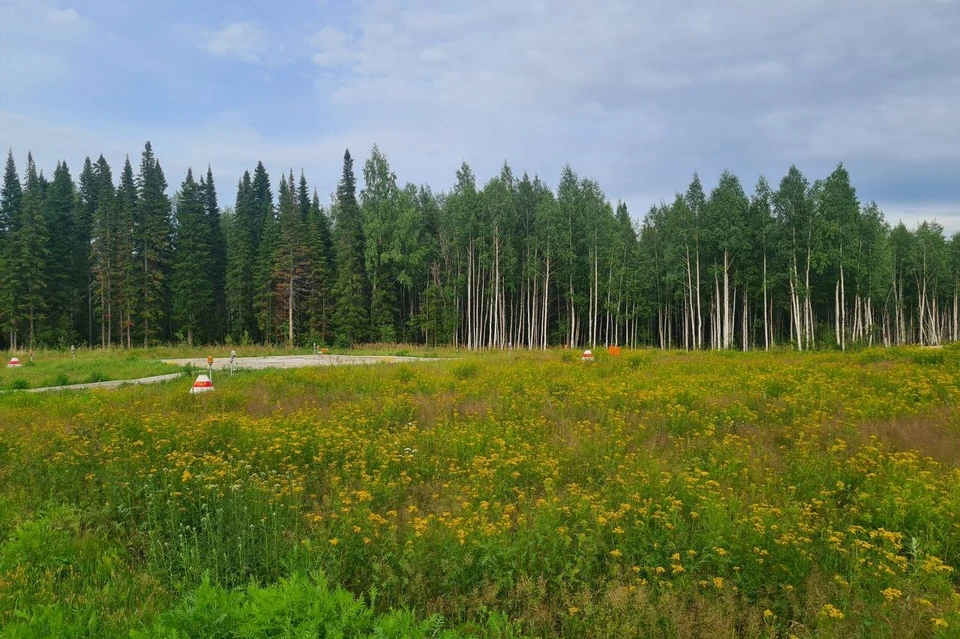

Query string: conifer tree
[90,156,117,347]
[0,151,23,348]
[171,169,213,345]
[250,163,275,342]
[75,157,99,345]
[115,157,138,347]
[272,170,309,344]
[305,189,335,344]
[134,142,172,346]
[6,153,50,348]
[42,161,77,344]
[331,149,368,345]
[200,166,226,342]
[226,172,256,342]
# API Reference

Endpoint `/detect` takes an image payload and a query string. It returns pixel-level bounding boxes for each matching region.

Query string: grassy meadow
[0,343,445,391]
[0,347,958,637]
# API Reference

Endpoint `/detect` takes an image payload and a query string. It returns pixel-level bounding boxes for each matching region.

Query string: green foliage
[134,142,173,346]
[332,149,369,344]
[132,573,521,639]
[171,169,215,346]
[2,350,960,637]
[3,144,960,354]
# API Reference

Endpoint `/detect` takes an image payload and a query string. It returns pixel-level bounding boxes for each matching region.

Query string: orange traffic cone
[190,374,214,394]
[7,357,21,368]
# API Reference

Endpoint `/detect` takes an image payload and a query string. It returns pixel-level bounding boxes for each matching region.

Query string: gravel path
[161,353,434,370]
[19,354,440,393]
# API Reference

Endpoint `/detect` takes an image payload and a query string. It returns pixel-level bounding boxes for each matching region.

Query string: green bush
[131,573,521,639]
[83,370,109,384]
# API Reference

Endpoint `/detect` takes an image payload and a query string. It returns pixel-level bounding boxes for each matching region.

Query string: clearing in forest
[0,347,958,638]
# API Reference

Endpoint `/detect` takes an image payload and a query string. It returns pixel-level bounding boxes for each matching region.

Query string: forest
[0,142,957,351]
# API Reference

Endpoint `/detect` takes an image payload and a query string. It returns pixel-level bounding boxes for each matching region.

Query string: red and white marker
[190,374,214,394]
[581,350,594,362]
[7,357,21,368]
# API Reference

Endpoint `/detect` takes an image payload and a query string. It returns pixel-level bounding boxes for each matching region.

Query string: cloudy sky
[1,0,958,230]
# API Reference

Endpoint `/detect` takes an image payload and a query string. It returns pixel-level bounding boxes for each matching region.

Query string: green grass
[1,347,958,637]
[0,351,183,390]
[0,344,454,391]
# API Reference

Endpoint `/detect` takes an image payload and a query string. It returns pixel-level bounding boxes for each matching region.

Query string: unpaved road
[19,354,440,393]
[162,353,435,370]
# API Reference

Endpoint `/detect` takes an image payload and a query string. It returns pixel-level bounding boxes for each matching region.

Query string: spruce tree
[115,157,138,347]
[42,161,77,344]
[250,163,275,342]
[0,151,23,348]
[90,156,117,347]
[135,142,173,346]
[306,189,335,344]
[226,172,257,342]
[201,166,227,342]
[15,153,49,348]
[331,149,368,345]
[171,168,214,345]
[272,170,308,344]
[76,157,98,345]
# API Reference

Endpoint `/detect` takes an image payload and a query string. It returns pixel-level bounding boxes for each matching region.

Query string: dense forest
[1,142,957,351]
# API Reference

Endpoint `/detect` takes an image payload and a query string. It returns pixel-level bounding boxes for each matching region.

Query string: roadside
[13,353,442,393]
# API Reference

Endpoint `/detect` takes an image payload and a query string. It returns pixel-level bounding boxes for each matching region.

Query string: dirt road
[20,354,440,393]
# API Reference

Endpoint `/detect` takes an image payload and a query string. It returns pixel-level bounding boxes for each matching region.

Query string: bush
[83,370,109,384]
[132,573,521,639]
[10,379,29,390]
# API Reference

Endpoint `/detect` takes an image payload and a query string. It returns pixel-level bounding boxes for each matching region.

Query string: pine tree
[0,151,23,348]
[272,170,309,344]
[42,161,77,345]
[226,172,256,342]
[115,157,138,347]
[331,149,368,345]
[14,153,49,348]
[171,168,214,345]
[251,163,275,342]
[201,165,227,342]
[135,142,172,346]
[75,157,99,345]
[305,188,335,344]
[90,156,117,347]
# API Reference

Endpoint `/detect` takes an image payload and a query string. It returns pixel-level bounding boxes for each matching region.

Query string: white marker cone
[581,350,594,362]
[7,357,21,368]
[190,374,214,394]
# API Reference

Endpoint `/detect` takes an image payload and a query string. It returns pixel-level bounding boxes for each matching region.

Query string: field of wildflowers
[0,346,958,637]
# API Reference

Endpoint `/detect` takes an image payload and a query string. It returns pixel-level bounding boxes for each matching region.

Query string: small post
[29,349,34,362]
[70,345,76,360]
[230,350,236,376]
[207,355,214,382]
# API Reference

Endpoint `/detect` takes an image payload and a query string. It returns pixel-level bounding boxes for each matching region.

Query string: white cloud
[880,202,960,235]
[203,22,268,63]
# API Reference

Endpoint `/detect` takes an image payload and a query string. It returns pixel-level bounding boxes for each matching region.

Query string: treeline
[1,142,958,351]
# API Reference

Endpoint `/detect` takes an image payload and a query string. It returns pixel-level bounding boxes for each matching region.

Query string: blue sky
[1,0,958,231]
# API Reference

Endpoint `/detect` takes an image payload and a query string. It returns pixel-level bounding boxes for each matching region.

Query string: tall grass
[1,348,958,637]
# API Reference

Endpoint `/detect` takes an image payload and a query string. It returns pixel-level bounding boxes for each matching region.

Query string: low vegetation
[1,347,958,637]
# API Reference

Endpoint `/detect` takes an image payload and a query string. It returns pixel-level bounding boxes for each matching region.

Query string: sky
[1,0,958,231]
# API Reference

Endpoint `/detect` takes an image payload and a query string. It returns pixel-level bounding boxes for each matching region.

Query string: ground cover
[0,347,958,637]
